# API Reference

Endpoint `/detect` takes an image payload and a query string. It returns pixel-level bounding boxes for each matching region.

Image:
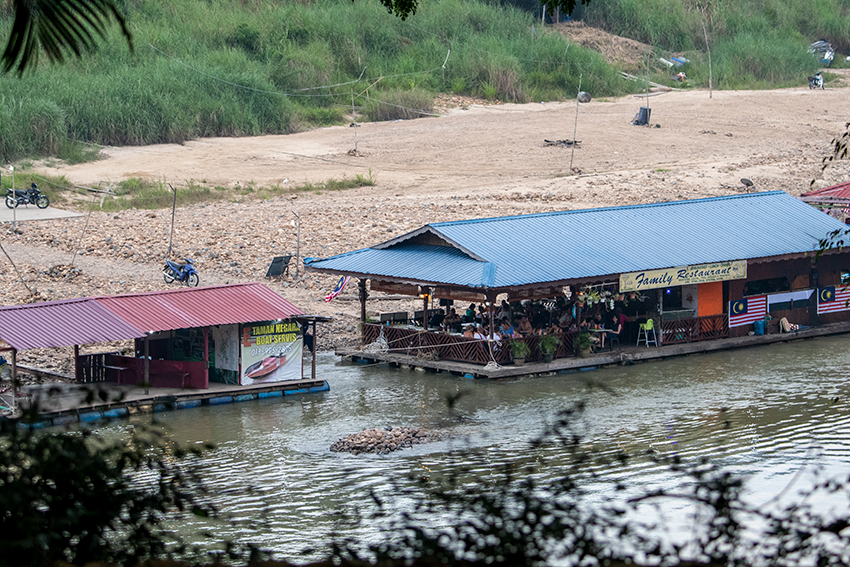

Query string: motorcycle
[808,73,824,90]
[163,258,200,287]
[5,183,49,209]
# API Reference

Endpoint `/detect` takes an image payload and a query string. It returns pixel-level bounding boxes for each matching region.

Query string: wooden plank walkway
[3,378,329,428]
[339,321,850,380]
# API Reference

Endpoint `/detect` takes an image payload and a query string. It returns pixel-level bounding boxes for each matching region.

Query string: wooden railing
[659,314,728,345]
[75,352,117,383]
[362,323,578,366]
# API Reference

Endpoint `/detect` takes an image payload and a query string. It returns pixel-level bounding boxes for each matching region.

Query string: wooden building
[305,192,850,367]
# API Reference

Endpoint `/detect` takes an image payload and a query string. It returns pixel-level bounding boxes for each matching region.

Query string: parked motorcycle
[808,73,824,90]
[163,258,200,287]
[5,183,49,209]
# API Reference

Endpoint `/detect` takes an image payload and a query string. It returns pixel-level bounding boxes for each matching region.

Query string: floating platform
[3,378,329,428]
[338,321,850,380]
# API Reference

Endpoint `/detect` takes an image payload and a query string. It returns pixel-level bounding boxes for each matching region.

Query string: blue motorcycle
[163,258,200,287]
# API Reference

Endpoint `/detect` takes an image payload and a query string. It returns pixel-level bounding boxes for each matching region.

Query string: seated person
[464,303,477,323]
[462,324,475,338]
[606,312,623,347]
[474,325,487,340]
[499,318,515,338]
[497,300,512,321]
[428,310,445,329]
[444,308,461,330]
[516,315,533,336]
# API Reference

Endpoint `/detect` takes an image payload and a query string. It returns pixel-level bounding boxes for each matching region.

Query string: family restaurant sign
[620,261,747,292]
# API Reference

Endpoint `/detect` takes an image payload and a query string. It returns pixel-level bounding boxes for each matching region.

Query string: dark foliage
[1,0,133,75]
[0,411,215,566]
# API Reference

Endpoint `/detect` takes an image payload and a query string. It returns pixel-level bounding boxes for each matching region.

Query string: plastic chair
[607,333,621,352]
[637,318,658,347]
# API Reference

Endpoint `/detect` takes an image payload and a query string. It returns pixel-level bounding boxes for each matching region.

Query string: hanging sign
[620,260,747,292]
[240,319,302,385]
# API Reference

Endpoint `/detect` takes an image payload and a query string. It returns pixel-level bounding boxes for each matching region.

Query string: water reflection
[110,334,850,559]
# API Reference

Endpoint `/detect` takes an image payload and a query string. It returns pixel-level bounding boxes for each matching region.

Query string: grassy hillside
[0,0,845,162]
[0,0,625,161]
[573,0,846,87]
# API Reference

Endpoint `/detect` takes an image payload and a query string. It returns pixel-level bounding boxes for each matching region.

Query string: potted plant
[510,339,531,365]
[576,332,592,358]
[537,334,561,363]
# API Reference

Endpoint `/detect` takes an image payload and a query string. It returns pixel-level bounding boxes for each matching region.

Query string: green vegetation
[0,0,845,165]
[0,169,376,211]
[0,0,624,161]
[573,0,843,88]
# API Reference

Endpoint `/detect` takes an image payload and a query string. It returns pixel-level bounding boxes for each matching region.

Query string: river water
[109,334,850,560]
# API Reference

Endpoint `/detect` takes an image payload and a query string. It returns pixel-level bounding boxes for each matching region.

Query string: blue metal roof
[304,192,848,290]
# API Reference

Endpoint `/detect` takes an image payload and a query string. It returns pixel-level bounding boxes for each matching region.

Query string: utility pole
[166,183,177,257]
[293,212,301,278]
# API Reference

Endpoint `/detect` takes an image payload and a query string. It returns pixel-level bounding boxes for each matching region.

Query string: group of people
[431,292,649,350]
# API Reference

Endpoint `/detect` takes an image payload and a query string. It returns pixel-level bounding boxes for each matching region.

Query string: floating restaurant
[0,283,330,424]
[305,191,850,377]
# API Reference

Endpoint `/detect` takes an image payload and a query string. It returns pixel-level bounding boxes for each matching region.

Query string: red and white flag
[817,286,850,314]
[324,276,351,302]
[728,295,767,327]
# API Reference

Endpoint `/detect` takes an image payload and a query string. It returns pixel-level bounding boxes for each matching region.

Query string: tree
[0,409,217,566]
[1,0,591,75]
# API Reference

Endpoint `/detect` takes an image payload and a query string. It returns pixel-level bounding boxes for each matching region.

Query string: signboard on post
[240,320,302,385]
[620,260,747,293]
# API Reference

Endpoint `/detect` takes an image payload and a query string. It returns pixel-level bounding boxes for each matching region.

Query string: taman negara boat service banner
[240,320,303,385]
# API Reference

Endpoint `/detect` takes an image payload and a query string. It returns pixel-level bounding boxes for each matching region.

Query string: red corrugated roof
[801,181,850,204]
[0,298,144,350]
[0,283,305,350]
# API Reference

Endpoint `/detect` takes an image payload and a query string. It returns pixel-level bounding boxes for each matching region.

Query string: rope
[361,326,389,354]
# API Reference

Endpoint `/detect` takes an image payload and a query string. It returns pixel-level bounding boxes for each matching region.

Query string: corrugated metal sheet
[305,192,847,289]
[306,245,488,287]
[0,283,305,351]
[95,283,304,333]
[0,298,144,350]
[801,181,850,204]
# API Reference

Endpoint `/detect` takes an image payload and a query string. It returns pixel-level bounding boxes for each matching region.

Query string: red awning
[0,283,305,350]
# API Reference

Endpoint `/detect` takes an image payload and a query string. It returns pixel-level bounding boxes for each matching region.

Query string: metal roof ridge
[429,191,789,227]
[87,281,261,302]
[371,225,487,262]
[0,296,94,312]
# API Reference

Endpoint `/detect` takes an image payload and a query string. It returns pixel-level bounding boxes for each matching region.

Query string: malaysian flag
[817,286,850,314]
[324,276,351,303]
[728,295,767,327]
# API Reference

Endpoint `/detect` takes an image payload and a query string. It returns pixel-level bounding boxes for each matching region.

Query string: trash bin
[753,319,765,335]
[637,106,651,126]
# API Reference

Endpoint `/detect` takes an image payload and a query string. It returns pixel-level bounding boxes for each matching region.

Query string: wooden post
[423,293,429,331]
[10,348,17,412]
[74,344,80,383]
[203,326,209,389]
[311,320,317,381]
[144,335,150,395]
[358,279,368,323]
[358,279,368,346]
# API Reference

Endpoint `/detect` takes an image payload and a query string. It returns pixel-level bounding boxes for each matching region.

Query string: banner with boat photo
[240,320,303,385]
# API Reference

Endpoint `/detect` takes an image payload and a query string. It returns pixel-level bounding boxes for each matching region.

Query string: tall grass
[0,0,628,161]
[0,0,843,162]
[578,0,835,87]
